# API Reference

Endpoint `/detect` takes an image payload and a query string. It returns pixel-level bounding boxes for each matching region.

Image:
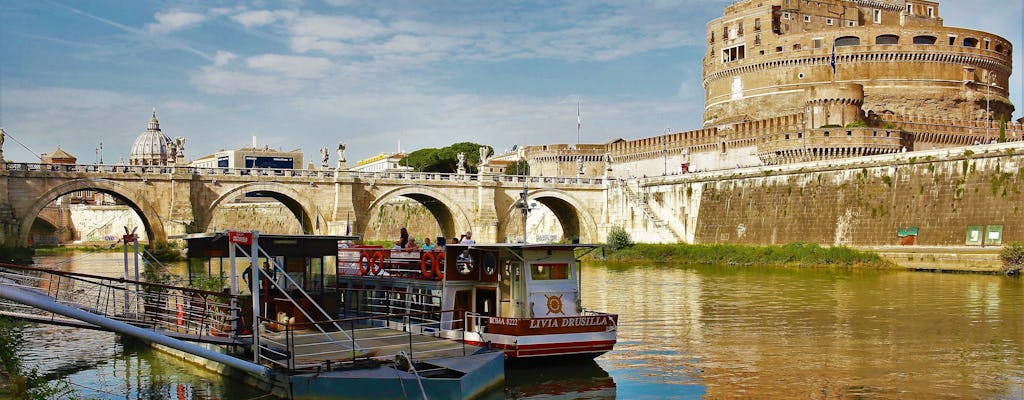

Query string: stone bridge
[0,164,610,246]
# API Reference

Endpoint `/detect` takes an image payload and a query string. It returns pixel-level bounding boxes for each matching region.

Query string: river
[10,253,1024,399]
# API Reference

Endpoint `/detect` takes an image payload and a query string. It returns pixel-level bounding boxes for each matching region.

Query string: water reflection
[582,262,1024,399]
[505,360,615,399]
[12,252,1024,399]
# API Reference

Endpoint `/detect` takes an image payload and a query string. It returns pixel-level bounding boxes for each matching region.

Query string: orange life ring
[176,303,185,326]
[371,251,385,275]
[432,251,445,279]
[359,251,372,275]
[420,252,434,278]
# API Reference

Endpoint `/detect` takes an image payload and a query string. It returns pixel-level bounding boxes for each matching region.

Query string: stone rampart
[634,141,1024,247]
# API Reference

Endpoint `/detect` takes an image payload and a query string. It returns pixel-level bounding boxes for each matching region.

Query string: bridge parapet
[4,162,606,187]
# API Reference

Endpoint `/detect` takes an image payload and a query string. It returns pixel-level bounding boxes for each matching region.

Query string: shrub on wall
[607,226,633,251]
[999,242,1024,275]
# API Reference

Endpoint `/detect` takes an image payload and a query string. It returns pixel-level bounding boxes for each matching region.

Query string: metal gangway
[0,262,243,345]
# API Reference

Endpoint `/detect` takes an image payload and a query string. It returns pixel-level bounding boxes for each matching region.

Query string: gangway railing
[255,310,467,372]
[0,262,241,343]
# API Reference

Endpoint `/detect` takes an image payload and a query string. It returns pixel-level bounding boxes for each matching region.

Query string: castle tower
[805,83,865,129]
[702,0,1014,127]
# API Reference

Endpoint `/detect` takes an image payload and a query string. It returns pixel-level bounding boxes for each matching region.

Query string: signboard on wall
[965,225,983,246]
[984,225,1003,246]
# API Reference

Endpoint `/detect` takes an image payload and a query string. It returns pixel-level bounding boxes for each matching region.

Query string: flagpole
[576,101,581,148]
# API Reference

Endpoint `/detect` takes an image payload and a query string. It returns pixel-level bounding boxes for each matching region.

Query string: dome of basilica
[129,111,175,166]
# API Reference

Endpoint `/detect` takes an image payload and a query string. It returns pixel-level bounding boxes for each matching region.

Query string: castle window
[785,134,790,140]
[906,4,913,15]
[754,18,761,31]
[847,131,853,136]
[847,21,856,27]
[948,35,957,45]
[803,15,811,22]
[793,44,801,50]
[876,35,899,45]
[813,38,823,49]
[873,9,881,24]
[823,131,830,137]
[927,6,934,17]
[835,36,860,47]
[995,44,1005,53]
[783,12,791,19]
[826,18,833,25]
[913,35,937,45]
[776,46,783,53]
[983,39,990,50]
[722,44,746,63]
[963,38,979,48]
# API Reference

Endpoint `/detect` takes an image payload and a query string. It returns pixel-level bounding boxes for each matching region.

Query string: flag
[577,102,581,130]
[830,42,837,75]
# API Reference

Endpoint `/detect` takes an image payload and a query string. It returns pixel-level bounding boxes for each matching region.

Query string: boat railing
[337,247,446,280]
[0,262,241,343]
[255,309,467,372]
[338,287,447,327]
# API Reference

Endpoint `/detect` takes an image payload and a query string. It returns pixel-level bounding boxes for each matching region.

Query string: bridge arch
[199,182,315,234]
[18,178,166,246]
[499,188,599,244]
[362,186,473,242]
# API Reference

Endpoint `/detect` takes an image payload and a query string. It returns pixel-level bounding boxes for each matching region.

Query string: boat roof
[184,231,361,259]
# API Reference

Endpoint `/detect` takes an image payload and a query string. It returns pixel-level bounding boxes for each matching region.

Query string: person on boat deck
[460,231,476,244]
[392,241,402,250]
[405,237,419,250]
[421,237,435,250]
[399,227,410,248]
[242,264,252,289]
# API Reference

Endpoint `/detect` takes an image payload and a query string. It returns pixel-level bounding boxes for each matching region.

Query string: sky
[0,0,1022,165]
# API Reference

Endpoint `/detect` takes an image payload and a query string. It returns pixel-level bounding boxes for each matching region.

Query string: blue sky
[1,0,1021,165]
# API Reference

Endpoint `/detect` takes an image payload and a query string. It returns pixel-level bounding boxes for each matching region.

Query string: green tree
[404,142,493,173]
[504,159,531,176]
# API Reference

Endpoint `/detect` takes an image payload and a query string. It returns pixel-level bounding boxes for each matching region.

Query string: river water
[11,253,1024,399]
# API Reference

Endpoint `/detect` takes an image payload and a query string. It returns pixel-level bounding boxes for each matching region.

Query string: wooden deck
[260,325,473,369]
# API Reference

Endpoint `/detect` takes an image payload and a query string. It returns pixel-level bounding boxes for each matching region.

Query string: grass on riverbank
[32,243,184,262]
[606,242,893,268]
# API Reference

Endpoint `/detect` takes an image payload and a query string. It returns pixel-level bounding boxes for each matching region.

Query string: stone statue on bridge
[320,147,329,169]
[337,142,347,169]
[457,152,466,174]
[174,137,186,163]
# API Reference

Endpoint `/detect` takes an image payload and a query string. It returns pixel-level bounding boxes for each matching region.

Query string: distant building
[190,145,303,170]
[350,153,412,173]
[129,111,184,166]
[40,146,76,164]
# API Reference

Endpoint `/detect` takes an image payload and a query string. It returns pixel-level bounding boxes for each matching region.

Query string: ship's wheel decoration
[545,294,564,315]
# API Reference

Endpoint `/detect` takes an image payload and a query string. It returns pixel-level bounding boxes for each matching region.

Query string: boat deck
[260,325,474,370]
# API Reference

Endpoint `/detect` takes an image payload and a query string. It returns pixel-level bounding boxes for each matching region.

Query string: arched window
[793,43,802,50]
[913,35,937,45]
[963,37,979,47]
[835,36,860,47]
[875,35,899,45]
[995,44,1005,53]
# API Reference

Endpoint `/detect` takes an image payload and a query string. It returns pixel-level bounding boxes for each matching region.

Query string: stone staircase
[620,182,684,243]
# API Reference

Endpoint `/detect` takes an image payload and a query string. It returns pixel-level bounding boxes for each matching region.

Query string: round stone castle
[702,0,1013,127]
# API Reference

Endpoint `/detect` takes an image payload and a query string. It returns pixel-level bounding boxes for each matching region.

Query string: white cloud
[246,54,335,79]
[289,15,389,42]
[213,50,237,67]
[232,10,282,28]
[146,10,208,34]
[189,66,306,95]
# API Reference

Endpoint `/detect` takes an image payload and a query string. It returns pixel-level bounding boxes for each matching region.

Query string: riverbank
[604,242,894,269]
[860,245,1003,273]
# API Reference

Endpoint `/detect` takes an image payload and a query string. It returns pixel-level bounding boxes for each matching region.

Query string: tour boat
[336,242,618,359]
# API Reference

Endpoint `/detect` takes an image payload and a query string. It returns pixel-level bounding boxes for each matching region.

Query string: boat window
[530,263,569,280]
[456,251,475,275]
[482,253,497,276]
